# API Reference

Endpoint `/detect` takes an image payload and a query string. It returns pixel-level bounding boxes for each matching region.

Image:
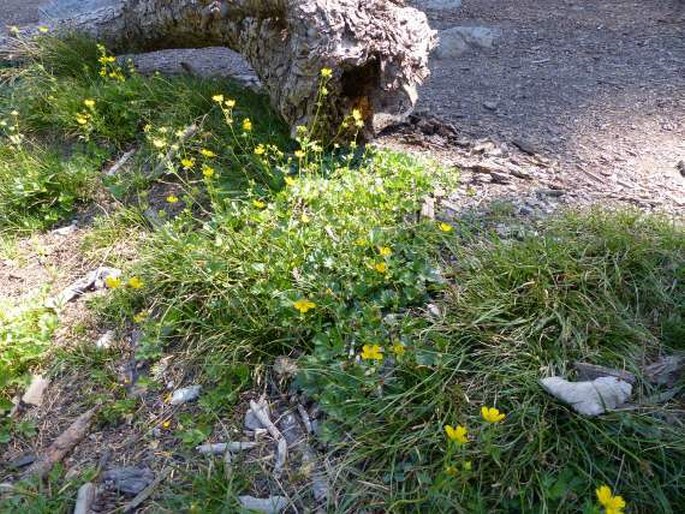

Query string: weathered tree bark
[23,0,437,138]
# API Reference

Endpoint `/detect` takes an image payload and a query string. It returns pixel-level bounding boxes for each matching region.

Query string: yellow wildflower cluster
[97,44,125,81]
[596,485,626,514]
[361,344,383,361]
[105,275,144,290]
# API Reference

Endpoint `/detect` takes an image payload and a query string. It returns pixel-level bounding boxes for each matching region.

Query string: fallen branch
[24,406,99,479]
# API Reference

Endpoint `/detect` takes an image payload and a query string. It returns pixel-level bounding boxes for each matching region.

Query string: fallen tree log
[16,0,437,138]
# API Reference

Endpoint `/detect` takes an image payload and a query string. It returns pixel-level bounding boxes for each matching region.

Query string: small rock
[435,26,501,59]
[102,467,154,496]
[512,138,539,155]
[483,101,499,111]
[22,375,50,407]
[95,331,115,350]
[540,376,632,416]
[238,495,288,514]
[8,454,36,470]
[426,303,442,318]
[169,385,201,405]
[51,222,77,236]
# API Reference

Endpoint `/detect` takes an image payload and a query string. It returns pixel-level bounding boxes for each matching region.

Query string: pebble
[169,385,201,405]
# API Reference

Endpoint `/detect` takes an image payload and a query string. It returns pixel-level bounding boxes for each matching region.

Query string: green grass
[0,33,288,234]
[297,209,684,512]
[1,35,684,514]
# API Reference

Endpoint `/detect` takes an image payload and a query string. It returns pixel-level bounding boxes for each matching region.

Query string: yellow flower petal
[444,424,469,445]
[481,406,506,424]
[127,276,144,289]
[439,222,453,233]
[360,344,383,361]
[293,298,316,314]
[105,276,121,289]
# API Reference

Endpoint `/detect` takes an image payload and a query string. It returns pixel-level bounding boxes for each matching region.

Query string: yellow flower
[162,419,172,429]
[152,138,166,149]
[294,150,306,159]
[75,115,89,125]
[252,199,266,209]
[360,344,383,361]
[127,276,144,289]
[445,465,458,477]
[284,176,296,186]
[181,158,195,169]
[320,67,333,78]
[83,99,96,109]
[242,118,253,132]
[212,94,224,103]
[293,298,316,314]
[38,26,49,33]
[225,99,236,108]
[378,246,392,257]
[105,276,121,289]
[300,213,311,223]
[9,26,19,35]
[481,406,506,424]
[392,342,406,356]
[374,262,388,274]
[199,148,216,158]
[444,424,469,445]
[596,485,626,514]
[166,195,179,204]
[352,109,362,122]
[254,144,266,156]
[202,165,215,179]
[133,311,148,323]
[438,222,453,233]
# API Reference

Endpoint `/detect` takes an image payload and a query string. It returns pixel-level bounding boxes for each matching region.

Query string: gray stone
[540,376,632,416]
[102,467,154,496]
[435,26,502,60]
[39,0,121,21]
[238,495,288,514]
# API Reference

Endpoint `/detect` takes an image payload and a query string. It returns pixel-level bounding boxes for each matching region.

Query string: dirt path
[412,0,684,212]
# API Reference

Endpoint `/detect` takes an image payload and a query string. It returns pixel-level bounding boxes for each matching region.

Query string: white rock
[540,376,632,416]
[237,495,288,514]
[95,331,115,349]
[435,26,502,60]
[51,222,77,236]
[22,375,50,406]
[169,385,201,405]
